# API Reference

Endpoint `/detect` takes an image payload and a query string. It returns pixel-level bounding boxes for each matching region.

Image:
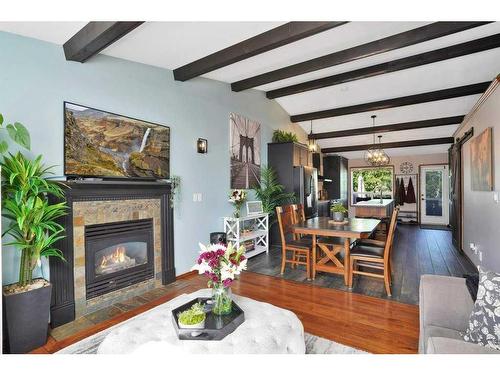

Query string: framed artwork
[470,127,493,191]
[229,113,261,189]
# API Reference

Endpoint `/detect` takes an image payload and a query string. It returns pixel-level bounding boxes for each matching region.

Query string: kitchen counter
[353,199,394,207]
[353,199,394,219]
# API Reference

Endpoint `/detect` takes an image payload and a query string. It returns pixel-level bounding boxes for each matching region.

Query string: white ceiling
[1,21,499,159]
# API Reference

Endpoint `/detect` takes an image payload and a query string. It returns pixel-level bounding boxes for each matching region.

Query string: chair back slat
[276,206,296,247]
[296,203,306,223]
[384,206,399,263]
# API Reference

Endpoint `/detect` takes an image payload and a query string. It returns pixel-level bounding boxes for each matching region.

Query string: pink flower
[223,279,233,288]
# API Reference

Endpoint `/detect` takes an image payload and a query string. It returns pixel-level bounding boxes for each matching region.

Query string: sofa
[419,274,498,354]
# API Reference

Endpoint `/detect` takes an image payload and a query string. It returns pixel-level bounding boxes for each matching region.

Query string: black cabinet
[323,155,348,209]
[268,142,312,194]
[318,200,330,217]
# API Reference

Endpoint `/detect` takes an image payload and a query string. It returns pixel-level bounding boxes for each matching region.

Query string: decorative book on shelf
[223,213,269,259]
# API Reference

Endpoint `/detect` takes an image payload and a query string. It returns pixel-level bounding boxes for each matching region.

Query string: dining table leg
[343,237,350,286]
[312,234,316,280]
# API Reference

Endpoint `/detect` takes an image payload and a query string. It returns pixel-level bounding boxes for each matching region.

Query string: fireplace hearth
[85,219,154,299]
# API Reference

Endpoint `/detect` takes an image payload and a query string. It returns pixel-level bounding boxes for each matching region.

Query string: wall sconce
[197,138,208,154]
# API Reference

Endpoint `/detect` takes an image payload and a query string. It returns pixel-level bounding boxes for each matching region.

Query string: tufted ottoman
[97,289,305,354]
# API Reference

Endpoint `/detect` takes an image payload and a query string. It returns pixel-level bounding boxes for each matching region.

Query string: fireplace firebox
[85,219,154,299]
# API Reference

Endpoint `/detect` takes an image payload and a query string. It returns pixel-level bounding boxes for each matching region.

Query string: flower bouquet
[229,189,247,218]
[191,242,247,315]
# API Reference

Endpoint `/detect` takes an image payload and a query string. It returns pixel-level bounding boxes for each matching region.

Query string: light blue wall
[0,31,305,285]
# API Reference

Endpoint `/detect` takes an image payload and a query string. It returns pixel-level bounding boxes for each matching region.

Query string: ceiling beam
[268,33,500,99]
[63,22,144,62]
[322,137,455,153]
[173,22,348,81]
[231,22,491,92]
[310,115,465,140]
[291,81,490,122]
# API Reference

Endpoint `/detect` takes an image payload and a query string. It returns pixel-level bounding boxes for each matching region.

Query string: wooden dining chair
[348,206,399,296]
[276,206,312,279]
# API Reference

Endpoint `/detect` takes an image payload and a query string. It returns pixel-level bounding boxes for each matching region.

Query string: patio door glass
[420,165,449,225]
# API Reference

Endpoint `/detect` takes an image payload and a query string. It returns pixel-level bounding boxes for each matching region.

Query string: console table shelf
[223,214,269,258]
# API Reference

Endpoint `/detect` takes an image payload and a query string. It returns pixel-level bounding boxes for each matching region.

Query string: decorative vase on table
[191,242,247,316]
[229,189,247,219]
[211,284,233,315]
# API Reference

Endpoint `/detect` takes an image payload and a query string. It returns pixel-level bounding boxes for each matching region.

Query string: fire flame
[100,246,127,267]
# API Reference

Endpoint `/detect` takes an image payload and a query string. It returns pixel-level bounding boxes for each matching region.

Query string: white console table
[223,213,269,258]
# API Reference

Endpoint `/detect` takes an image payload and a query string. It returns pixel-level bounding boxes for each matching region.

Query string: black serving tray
[171,297,245,340]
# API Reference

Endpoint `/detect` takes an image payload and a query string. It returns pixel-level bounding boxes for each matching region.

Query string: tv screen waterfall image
[64,102,170,179]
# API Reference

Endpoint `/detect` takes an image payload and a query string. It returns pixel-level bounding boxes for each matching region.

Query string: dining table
[292,216,380,284]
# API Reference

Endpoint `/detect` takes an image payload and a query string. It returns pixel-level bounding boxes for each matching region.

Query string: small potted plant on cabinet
[1,152,67,353]
[330,203,348,222]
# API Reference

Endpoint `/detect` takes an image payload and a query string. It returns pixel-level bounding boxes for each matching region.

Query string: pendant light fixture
[364,115,390,167]
[308,120,317,152]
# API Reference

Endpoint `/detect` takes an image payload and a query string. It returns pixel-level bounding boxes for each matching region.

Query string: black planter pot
[3,281,52,353]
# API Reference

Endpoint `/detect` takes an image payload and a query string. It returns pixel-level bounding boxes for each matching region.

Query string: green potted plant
[330,203,348,222]
[252,166,295,224]
[272,129,298,143]
[1,114,67,353]
[177,302,206,329]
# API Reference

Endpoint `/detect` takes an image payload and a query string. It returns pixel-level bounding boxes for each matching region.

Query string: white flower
[191,261,211,275]
[198,242,208,253]
[237,259,248,272]
[221,263,237,280]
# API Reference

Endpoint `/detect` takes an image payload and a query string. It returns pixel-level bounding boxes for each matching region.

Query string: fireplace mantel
[49,180,175,327]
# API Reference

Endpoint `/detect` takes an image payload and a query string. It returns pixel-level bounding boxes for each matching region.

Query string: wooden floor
[248,225,477,305]
[31,271,419,354]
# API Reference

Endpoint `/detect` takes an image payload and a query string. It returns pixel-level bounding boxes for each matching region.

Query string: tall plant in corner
[2,153,67,285]
[252,166,295,224]
[1,113,68,353]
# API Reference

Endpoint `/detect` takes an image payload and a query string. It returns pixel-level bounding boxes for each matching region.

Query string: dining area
[274,204,399,297]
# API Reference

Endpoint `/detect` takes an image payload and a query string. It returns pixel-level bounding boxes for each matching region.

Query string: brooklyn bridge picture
[230,112,261,189]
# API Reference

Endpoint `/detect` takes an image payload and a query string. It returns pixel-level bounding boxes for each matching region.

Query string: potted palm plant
[1,117,67,352]
[252,166,295,224]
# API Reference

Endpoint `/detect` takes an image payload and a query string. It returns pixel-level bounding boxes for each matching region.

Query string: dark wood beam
[63,22,144,63]
[291,82,489,123]
[231,22,491,92]
[173,22,347,81]
[310,115,465,140]
[322,137,455,153]
[268,33,500,98]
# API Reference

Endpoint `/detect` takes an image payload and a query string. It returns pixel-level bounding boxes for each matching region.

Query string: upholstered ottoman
[97,289,305,354]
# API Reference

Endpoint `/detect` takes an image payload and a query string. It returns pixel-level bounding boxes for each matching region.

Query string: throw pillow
[461,267,500,350]
[464,273,479,301]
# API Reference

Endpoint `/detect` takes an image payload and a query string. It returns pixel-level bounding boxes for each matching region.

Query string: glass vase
[233,208,240,218]
[211,284,232,315]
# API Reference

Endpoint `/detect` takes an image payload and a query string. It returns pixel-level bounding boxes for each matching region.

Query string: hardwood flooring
[31,271,419,354]
[247,225,477,305]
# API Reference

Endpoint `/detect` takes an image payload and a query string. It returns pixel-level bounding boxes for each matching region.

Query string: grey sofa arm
[419,274,473,333]
[427,337,499,354]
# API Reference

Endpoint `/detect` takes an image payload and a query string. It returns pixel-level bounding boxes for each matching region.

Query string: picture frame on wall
[470,127,493,191]
[229,112,261,189]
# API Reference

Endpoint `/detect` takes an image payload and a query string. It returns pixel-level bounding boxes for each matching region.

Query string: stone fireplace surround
[49,181,175,328]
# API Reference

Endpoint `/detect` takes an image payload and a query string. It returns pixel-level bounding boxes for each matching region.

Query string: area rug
[56,292,366,355]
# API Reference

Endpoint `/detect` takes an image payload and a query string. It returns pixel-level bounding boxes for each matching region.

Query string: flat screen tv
[64,102,170,179]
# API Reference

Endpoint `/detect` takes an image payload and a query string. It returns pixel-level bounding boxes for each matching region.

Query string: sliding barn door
[449,143,462,251]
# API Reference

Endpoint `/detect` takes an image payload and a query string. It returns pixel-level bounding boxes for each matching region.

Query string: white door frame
[420,164,449,225]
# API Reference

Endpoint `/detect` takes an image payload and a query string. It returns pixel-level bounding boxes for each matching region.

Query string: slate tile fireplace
[49,181,175,327]
[85,219,155,299]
